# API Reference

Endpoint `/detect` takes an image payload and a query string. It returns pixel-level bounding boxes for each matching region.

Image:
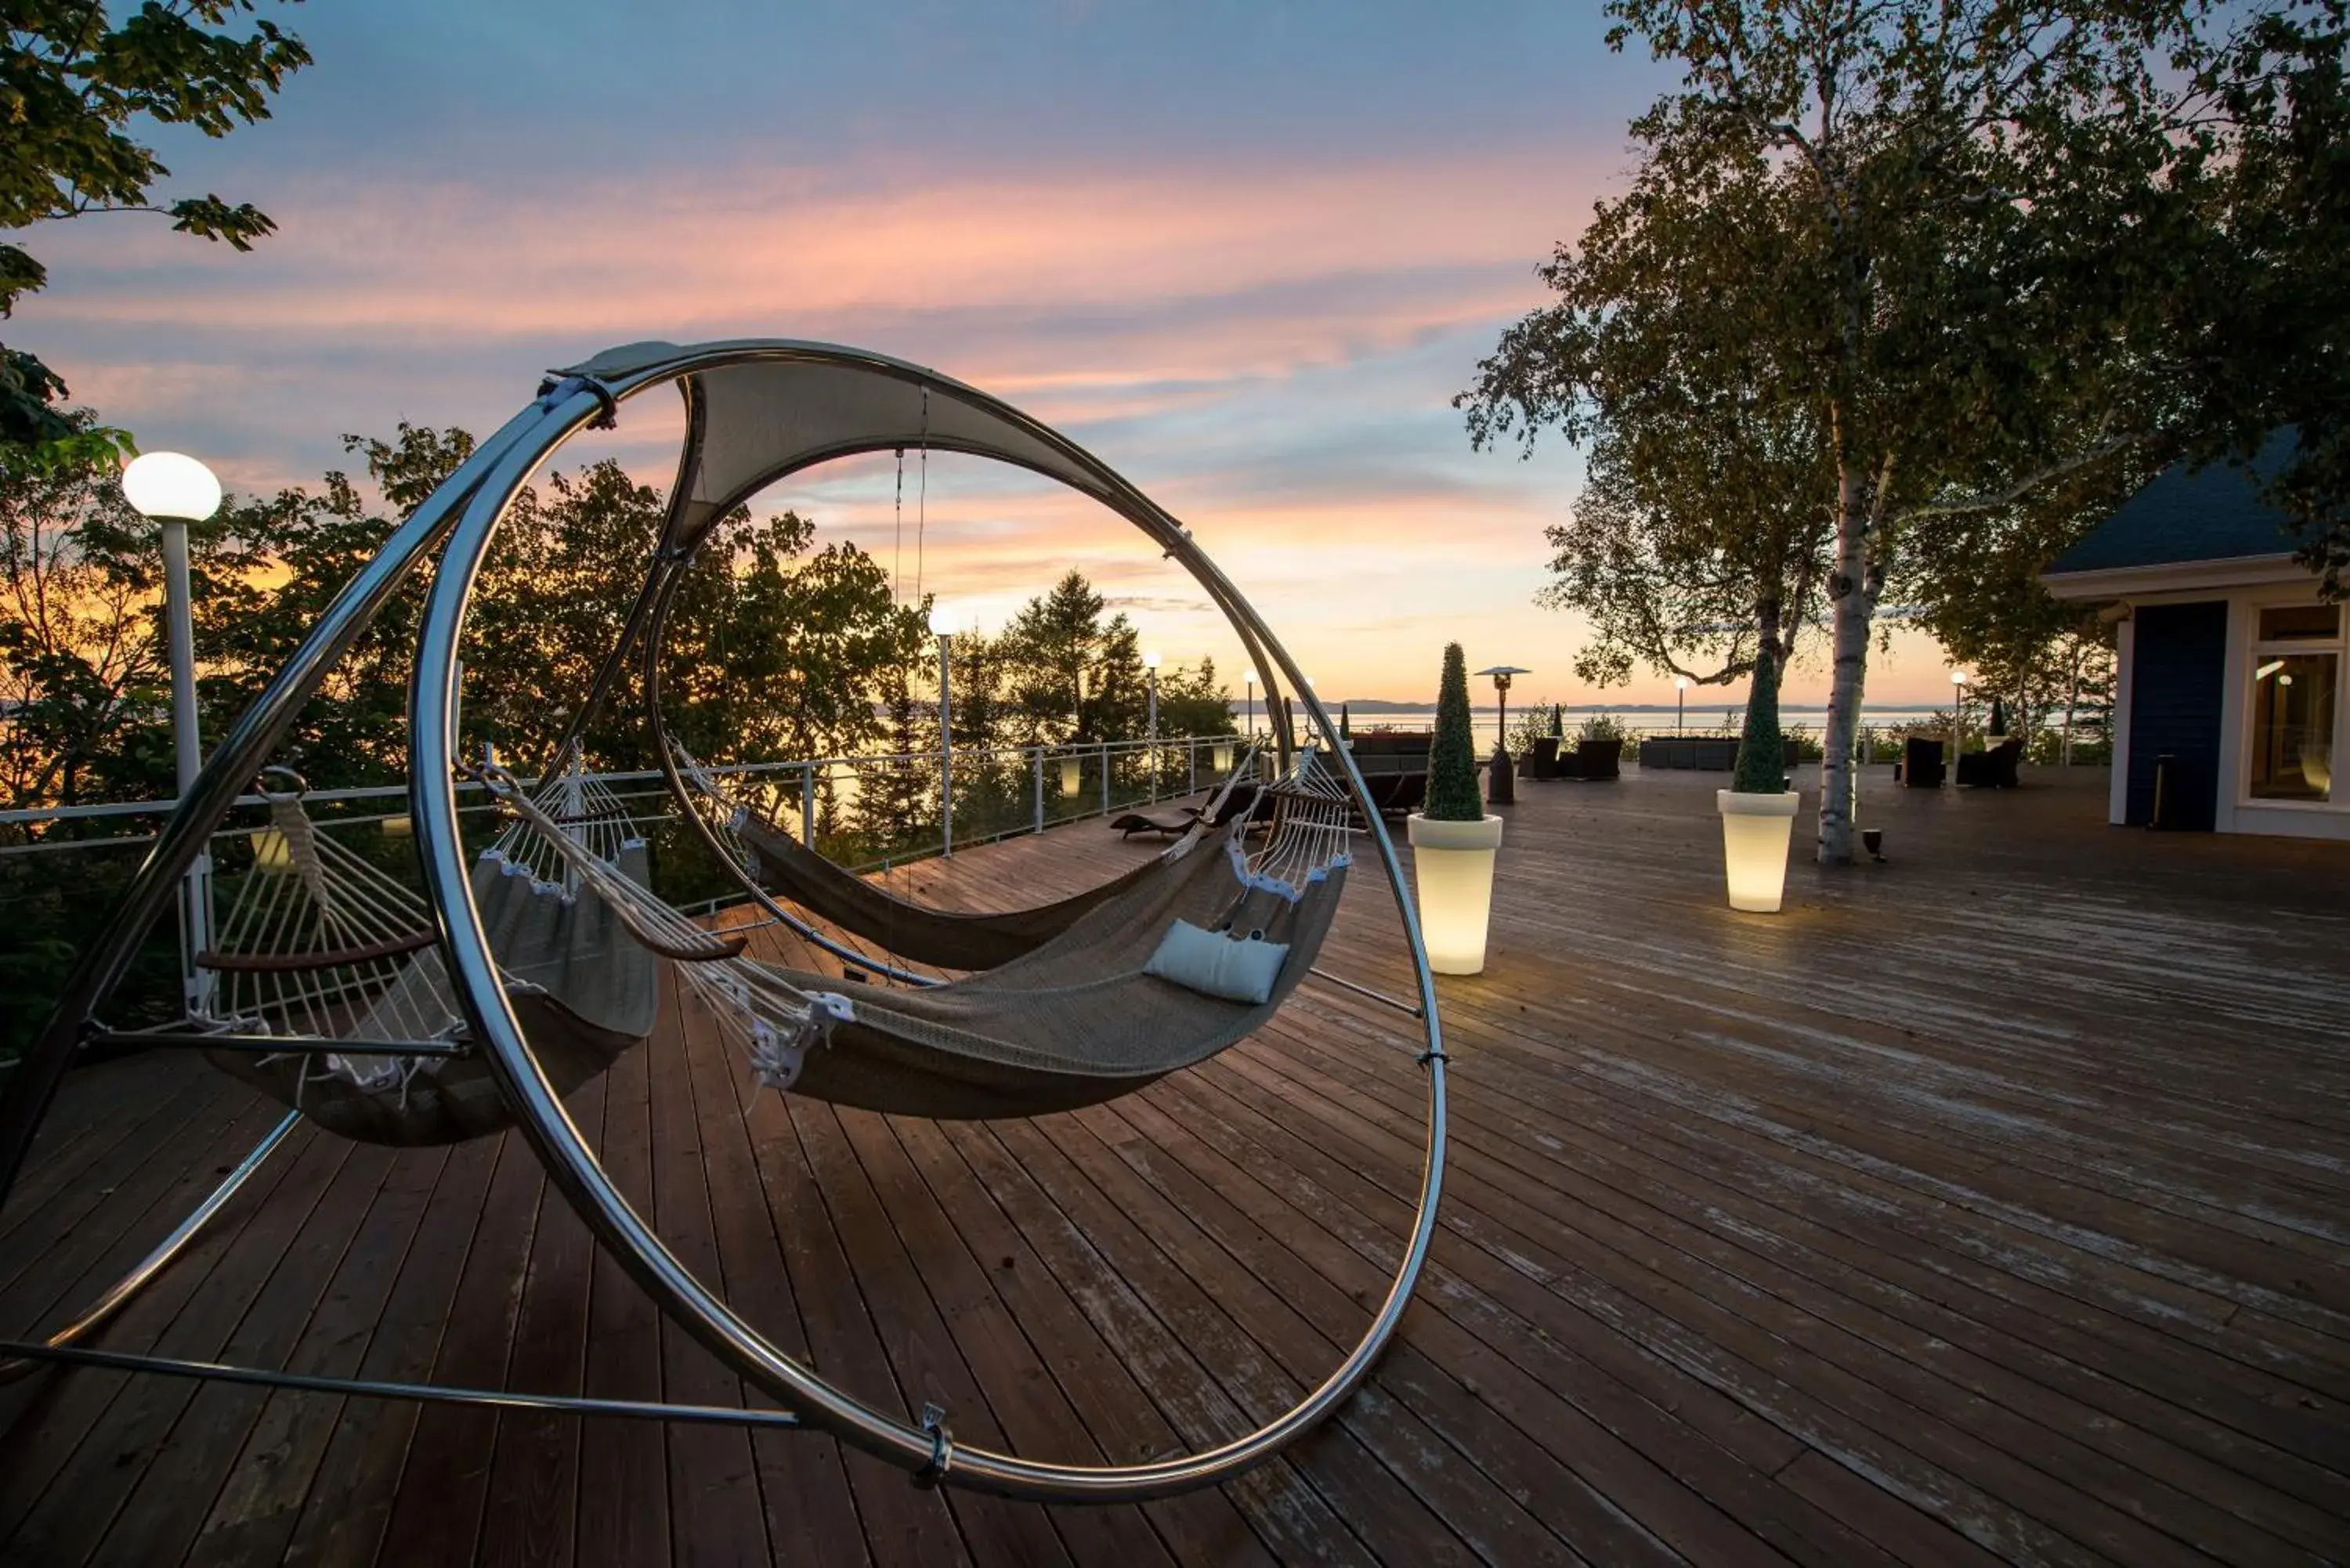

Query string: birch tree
[1464,0,2209,862]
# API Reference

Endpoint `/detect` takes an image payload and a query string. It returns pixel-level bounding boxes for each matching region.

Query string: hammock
[199,768,669,1147]
[671,742,1219,972]
[514,750,1358,1120]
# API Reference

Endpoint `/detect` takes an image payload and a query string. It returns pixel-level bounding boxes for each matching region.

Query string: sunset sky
[28,0,1956,706]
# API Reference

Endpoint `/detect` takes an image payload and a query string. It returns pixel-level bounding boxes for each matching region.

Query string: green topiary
[1426,643,1484,820]
[1340,703,1352,739]
[1549,703,1564,738]
[1732,644,1788,793]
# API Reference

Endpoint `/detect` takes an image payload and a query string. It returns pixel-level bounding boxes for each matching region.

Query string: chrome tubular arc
[0,398,556,1212]
[0,1111,302,1386]
[411,341,1445,1503]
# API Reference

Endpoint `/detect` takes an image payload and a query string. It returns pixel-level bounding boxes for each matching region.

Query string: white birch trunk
[1815,457,1878,864]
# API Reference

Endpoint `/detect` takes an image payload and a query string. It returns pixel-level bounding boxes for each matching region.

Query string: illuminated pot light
[1406,812,1505,974]
[1716,789,1800,913]
[1058,756,1082,796]
[249,828,294,873]
[381,814,414,837]
[1213,741,1235,773]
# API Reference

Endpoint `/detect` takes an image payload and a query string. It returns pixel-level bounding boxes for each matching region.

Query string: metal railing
[0,734,1253,1031]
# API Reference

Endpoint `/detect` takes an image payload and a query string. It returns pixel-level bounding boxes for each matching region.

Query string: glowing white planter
[1716,789,1800,912]
[1058,756,1082,796]
[1406,812,1504,975]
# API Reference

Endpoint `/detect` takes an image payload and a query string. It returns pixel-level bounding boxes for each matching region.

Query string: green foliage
[1426,643,1484,821]
[2165,3,2350,589]
[1732,645,1787,794]
[1460,0,2296,855]
[2,0,309,448]
[1152,656,1238,740]
[1579,711,1625,744]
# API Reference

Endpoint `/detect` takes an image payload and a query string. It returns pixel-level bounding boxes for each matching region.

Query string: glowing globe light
[927,604,956,637]
[121,452,222,522]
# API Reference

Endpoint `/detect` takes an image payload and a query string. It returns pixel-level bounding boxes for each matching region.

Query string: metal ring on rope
[418,343,1452,1504]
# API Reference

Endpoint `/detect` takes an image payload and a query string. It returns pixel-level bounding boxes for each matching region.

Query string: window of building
[2248,603,2341,802]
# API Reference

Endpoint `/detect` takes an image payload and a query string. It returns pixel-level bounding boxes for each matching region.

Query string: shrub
[1426,643,1484,821]
[1731,648,1788,793]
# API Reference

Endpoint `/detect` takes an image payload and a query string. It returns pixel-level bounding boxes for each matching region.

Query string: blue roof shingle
[2046,434,2305,574]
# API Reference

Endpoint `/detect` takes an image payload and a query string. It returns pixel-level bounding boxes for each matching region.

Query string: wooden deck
[3,762,2348,1566]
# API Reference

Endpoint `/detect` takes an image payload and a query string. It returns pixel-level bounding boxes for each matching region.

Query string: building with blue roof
[2043,435,2343,839]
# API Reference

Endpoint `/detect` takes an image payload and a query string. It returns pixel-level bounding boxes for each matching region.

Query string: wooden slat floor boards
[2,761,2346,1565]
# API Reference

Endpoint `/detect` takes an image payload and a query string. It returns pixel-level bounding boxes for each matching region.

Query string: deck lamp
[930,605,956,854]
[1243,670,1256,735]
[123,452,225,1017]
[1948,670,1971,786]
[1676,675,1691,735]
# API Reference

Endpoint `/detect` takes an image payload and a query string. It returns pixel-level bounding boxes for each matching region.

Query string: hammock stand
[0,340,1451,1505]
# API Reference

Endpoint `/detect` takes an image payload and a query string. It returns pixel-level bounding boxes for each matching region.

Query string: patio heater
[1473,665,1531,806]
[121,452,223,1019]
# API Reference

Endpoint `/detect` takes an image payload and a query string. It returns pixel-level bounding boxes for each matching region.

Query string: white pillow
[1144,919,1290,1005]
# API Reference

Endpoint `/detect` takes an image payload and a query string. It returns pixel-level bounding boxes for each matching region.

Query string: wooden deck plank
[4,765,2348,1564]
[1253,992,2350,1551]
[674,985,872,1568]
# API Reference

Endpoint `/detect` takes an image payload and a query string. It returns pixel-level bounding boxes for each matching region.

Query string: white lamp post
[1144,651,1161,801]
[121,452,225,1017]
[1949,669,1971,787]
[1676,675,1691,735]
[930,604,956,855]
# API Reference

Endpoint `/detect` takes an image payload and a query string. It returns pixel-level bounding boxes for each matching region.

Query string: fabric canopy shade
[557,341,1154,551]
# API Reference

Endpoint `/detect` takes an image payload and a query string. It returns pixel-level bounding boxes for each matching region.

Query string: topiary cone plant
[1408,643,1504,974]
[1717,642,1800,912]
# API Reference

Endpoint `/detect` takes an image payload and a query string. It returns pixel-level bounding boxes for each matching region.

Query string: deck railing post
[1032,747,1045,834]
[1188,737,1196,796]
[1100,742,1110,817]
[801,764,817,848]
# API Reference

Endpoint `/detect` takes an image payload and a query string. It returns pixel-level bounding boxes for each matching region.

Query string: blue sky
[24,1,1954,703]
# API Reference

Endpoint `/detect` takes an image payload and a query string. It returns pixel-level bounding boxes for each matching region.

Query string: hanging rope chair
[0,339,1449,1507]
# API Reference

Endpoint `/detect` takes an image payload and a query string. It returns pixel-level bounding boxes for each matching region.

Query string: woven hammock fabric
[743,823,1347,1119]
[208,850,660,1146]
[730,807,1176,971]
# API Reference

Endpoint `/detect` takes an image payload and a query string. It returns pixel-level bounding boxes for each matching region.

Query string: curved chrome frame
[0,344,1447,1506]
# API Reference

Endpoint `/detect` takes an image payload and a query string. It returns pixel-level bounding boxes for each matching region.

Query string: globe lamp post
[121,452,225,1017]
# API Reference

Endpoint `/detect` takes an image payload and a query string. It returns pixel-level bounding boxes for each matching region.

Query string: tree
[1536,399,1834,709]
[1466,0,2225,863]
[1426,643,1483,821]
[0,422,270,808]
[1903,465,2137,744]
[2,2,310,456]
[2169,2,2350,588]
[995,570,1149,745]
[1152,657,1238,742]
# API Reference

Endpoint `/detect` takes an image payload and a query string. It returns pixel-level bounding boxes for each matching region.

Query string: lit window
[2248,600,2341,804]
[2249,655,2336,800]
